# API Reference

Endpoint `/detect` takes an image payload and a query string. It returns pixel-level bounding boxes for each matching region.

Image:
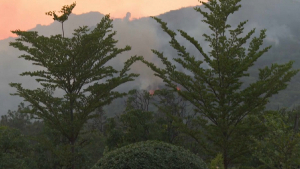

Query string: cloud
[1,0,300,115]
[0,0,204,40]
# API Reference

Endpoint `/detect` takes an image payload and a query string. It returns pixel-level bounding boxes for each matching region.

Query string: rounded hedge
[91,140,207,169]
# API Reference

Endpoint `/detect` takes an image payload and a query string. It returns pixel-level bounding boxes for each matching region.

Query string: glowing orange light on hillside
[149,89,155,95]
[149,87,160,95]
[148,86,180,95]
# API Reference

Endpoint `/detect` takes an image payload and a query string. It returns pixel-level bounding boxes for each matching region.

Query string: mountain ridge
[0,0,300,115]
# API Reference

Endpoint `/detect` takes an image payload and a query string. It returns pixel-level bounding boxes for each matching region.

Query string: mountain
[0,0,300,116]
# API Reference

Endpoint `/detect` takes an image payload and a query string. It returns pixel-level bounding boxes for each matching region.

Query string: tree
[153,88,194,144]
[120,109,158,143]
[104,88,202,159]
[124,89,153,112]
[141,0,299,168]
[0,126,35,169]
[104,89,160,151]
[251,107,300,169]
[0,102,43,136]
[0,103,64,169]
[0,103,31,133]
[9,2,142,168]
[85,107,107,133]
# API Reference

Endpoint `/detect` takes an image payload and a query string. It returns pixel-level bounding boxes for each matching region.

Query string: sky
[0,0,204,40]
[0,0,299,116]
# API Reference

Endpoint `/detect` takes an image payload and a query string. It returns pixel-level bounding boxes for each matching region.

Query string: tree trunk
[224,150,228,169]
[70,99,75,169]
[71,139,75,169]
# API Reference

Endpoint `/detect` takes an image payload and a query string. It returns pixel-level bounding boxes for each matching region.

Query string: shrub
[91,140,208,169]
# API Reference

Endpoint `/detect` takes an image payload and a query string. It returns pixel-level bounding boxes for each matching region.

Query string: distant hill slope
[0,0,300,116]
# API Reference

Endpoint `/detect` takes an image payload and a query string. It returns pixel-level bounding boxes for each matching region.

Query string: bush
[91,140,208,169]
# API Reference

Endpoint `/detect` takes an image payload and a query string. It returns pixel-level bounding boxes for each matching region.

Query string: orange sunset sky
[0,0,206,40]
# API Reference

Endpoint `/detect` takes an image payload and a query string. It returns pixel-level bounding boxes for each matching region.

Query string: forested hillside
[1,0,300,169]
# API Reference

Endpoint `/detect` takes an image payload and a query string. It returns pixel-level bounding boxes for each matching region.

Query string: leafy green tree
[104,89,163,151]
[0,126,35,169]
[104,88,199,155]
[251,108,300,169]
[9,2,142,168]
[0,102,43,136]
[153,88,194,144]
[125,89,153,111]
[121,110,157,142]
[104,90,151,151]
[123,88,194,145]
[1,104,107,169]
[75,127,107,169]
[104,90,160,150]
[104,117,125,150]
[120,89,160,144]
[141,0,299,168]
[0,103,62,169]
[85,107,107,133]
[0,103,31,129]
[31,124,69,169]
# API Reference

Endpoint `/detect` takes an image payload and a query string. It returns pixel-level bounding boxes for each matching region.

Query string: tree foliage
[3,1,300,169]
[153,88,195,144]
[209,153,225,169]
[45,2,76,37]
[0,126,35,169]
[251,108,300,169]
[104,90,160,151]
[104,88,195,152]
[141,0,299,168]
[9,2,142,168]
[0,103,108,169]
[0,102,40,135]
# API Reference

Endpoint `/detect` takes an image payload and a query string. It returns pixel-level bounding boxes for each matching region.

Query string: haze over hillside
[0,0,300,116]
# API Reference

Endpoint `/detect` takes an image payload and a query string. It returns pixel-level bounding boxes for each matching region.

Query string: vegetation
[251,107,300,168]
[104,88,196,153]
[209,153,225,169]
[0,103,106,169]
[91,140,208,169]
[0,126,34,169]
[141,0,299,168]
[0,0,299,169]
[8,2,142,168]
